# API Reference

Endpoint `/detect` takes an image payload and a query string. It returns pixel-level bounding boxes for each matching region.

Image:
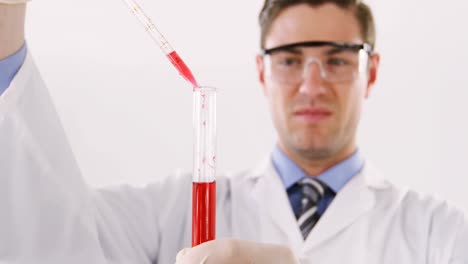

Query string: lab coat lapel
[250,160,303,251]
[304,163,389,250]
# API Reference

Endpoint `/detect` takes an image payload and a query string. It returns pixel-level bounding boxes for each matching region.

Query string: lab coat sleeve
[0,52,179,263]
[426,198,468,264]
[449,210,468,264]
[93,171,192,263]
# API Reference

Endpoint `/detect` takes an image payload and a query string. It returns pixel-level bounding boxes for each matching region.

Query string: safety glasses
[262,41,373,85]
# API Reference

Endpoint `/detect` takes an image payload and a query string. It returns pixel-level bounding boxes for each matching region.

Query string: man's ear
[365,53,380,98]
[256,54,267,96]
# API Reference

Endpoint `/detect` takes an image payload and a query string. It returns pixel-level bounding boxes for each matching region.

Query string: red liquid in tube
[192,181,216,246]
[166,51,199,88]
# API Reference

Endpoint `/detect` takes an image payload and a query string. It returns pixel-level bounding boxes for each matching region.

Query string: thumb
[239,241,299,264]
[175,247,210,264]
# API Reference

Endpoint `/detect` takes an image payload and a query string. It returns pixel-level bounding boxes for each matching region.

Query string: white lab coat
[1,52,467,264]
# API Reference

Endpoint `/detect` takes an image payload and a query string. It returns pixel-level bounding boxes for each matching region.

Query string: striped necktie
[297,177,327,239]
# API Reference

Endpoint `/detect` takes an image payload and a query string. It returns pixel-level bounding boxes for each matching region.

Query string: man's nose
[299,60,327,96]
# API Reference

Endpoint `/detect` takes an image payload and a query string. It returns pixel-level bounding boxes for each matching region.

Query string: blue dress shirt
[271,145,364,218]
[0,43,27,96]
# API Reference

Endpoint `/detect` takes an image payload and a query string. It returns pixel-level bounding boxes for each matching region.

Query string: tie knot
[298,177,327,206]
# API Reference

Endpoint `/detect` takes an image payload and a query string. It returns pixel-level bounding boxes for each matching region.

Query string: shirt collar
[0,43,27,96]
[271,145,364,193]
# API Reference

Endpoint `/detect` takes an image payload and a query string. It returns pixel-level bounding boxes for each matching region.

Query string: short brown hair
[258,0,376,50]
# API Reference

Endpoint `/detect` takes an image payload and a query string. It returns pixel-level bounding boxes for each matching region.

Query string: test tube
[192,86,217,247]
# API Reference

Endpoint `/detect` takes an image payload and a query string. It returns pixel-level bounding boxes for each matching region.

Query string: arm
[0,2,25,60]
[0,3,26,94]
[0,55,162,263]
[0,2,167,262]
[450,211,468,264]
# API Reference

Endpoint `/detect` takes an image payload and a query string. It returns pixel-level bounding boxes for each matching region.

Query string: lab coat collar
[304,161,390,250]
[250,157,391,253]
[247,158,303,252]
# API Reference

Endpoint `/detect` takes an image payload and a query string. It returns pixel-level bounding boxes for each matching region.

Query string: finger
[175,247,211,264]
[200,255,209,264]
[246,242,299,264]
[0,0,29,4]
[175,248,190,263]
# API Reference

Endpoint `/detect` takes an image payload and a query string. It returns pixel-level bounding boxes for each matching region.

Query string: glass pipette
[121,0,199,88]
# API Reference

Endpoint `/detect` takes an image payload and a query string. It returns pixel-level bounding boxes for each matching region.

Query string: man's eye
[327,58,349,66]
[279,57,301,66]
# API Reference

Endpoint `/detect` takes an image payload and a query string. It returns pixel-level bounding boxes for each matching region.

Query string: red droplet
[166,51,199,88]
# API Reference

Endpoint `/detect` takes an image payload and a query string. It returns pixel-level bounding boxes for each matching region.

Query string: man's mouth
[293,108,333,124]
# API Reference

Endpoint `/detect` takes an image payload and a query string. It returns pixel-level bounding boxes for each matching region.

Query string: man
[1,0,467,264]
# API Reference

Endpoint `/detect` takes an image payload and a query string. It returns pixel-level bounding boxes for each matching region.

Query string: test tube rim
[194,86,217,93]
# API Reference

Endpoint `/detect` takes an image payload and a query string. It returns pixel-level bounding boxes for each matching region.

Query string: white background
[26,0,467,210]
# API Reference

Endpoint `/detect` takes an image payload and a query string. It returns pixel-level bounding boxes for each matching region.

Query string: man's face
[257,3,379,161]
